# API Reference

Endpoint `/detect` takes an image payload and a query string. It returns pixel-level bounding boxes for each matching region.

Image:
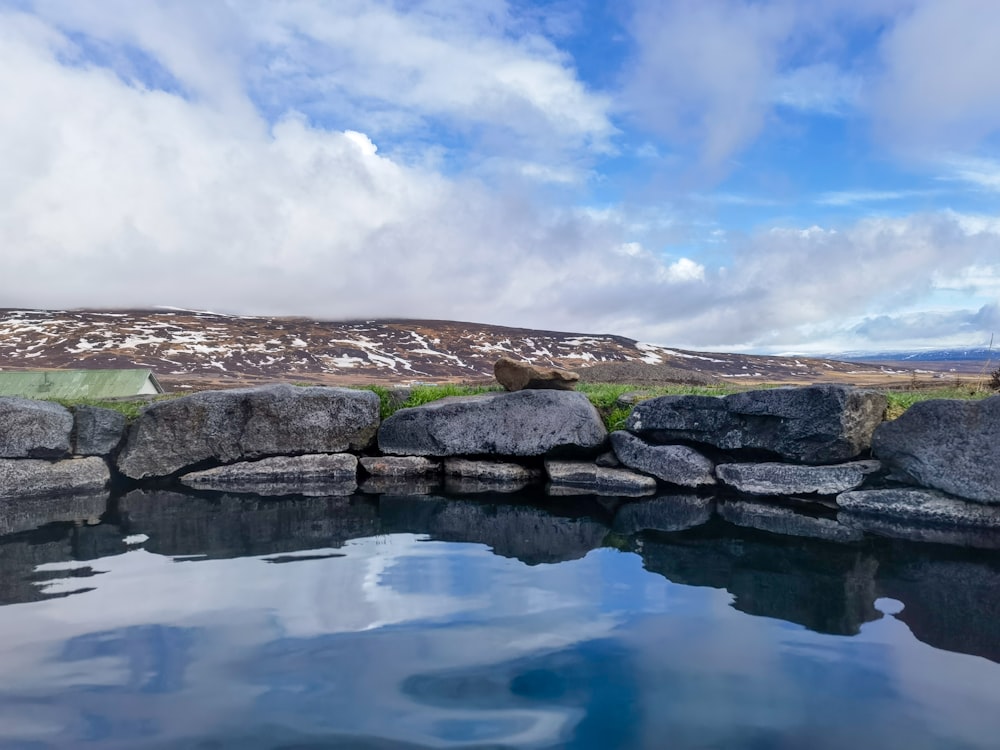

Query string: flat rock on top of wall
[627,384,887,465]
[0,457,110,500]
[872,396,1000,504]
[0,397,73,459]
[378,390,606,458]
[716,460,881,497]
[493,357,579,391]
[117,384,380,480]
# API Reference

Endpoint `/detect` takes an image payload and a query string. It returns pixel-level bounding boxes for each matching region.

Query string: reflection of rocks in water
[876,543,1000,663]
[359,476,441,496]
[840,512,1000,550]
[118,490,381,559]
[720,499,863,543]
[0,491,110,536]
[612,494,714,535]
[380,495,609,566]
[0,521,126,605]
[635,526,880,635]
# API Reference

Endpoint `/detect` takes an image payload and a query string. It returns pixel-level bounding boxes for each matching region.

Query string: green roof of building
[0,369,163,400]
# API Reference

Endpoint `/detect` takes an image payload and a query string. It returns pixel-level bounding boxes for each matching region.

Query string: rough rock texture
[117,384,380,479]
[627,385,887,465]
[444,458,541,483]
[545,460,657,496]
[716,460,881,496]
[595,450,620,468]
[72,405,127,457]
[444,476,535,494]
[837,488,1000,528]
[610,431,716,488]
[378,390,607,458]
[0,397,73,458]
[359,456,440,477]
[179,454,358,496]
[493,357,579,391]
[871,396,1000,503]
[0,457,110,499]
[719,499,862,542]
[360,476,440,496]
[612,494,714,535]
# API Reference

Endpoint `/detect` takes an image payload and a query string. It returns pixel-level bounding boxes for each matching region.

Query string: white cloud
[871,0,1000,152]
[772,63,861,116]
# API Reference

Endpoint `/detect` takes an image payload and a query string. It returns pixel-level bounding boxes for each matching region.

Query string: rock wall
[1,385,998,538]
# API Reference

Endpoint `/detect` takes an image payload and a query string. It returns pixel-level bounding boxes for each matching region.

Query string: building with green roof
[0,369,164,400]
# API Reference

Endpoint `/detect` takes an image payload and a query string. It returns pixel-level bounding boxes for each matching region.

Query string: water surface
[1,489,999,749]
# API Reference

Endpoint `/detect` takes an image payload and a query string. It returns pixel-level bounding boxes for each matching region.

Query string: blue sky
[1,0,999,353]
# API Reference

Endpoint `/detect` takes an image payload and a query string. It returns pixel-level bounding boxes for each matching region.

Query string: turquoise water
[1,490,999,749]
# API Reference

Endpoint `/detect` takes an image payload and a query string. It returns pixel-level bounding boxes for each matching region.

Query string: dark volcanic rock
[0,397,73,458]
[716,460,880,497]
[378,390,607,458]
[117,384,380,479]
[872,396,1000,503]
[0,457,110,499]
[72,405,127,456]
[610,431,716,488]
[627,385,887,465]
[179,454,358,496]
[493,357,579,391]
[545,460,657,496]
[359,456,440,477]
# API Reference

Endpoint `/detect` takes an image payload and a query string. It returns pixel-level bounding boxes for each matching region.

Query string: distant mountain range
[835,347,994,363]
[0,308,945,389]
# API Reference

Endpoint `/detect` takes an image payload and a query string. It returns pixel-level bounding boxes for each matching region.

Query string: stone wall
[1,384,998,537]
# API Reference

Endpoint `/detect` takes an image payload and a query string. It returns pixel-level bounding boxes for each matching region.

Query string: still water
[1,489,999,749]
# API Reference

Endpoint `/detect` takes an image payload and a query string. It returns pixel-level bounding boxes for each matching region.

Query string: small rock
[444,458,542,483]
[716,460,881,496]
[595,450,620,468]
[545,460,657,496]
[494,357,579,391]
[179,454,358,496]
[360,456,440,477]
[610,431,715,488]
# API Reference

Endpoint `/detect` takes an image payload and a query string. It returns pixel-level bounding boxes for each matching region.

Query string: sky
[1,0,999,354]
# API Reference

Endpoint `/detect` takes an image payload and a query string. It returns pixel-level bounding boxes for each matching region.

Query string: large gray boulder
[0,457,110,499]
[716,460,880,497]
[872,396,1000,503]
[73,405,127,456]
[378,390,607,458]
[118,384,380,479]
[179,454,358,496]
[627,385,886,465]
[0,397,73,458]
[838,488,1000,528]
[610,431,716,488]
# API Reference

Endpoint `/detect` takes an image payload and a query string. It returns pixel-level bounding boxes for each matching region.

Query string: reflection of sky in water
[0,534,999,749]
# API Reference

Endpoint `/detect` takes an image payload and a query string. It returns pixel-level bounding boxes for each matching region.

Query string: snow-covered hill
[0,308,911,388]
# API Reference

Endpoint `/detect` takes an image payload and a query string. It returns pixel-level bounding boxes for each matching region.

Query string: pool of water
[1,489,999,749]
